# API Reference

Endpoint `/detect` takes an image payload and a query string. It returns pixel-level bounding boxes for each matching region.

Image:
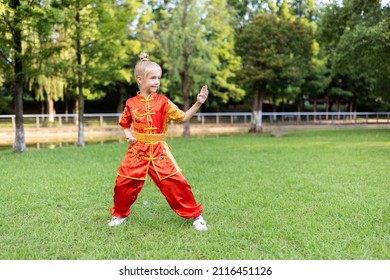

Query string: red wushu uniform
[110,92,203,219]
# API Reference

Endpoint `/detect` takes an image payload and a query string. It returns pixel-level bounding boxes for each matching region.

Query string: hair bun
[139,52,149,61]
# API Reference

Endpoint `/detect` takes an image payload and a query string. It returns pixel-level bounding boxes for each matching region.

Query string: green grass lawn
[0,128,389,260]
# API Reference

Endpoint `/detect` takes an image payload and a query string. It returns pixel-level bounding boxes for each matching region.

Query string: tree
[159,0,245,137]
[289,0,329,114]
[0,1,56,152]
[0,0,26,152]
[204,0,246,107]
[317,0,388,112]
[50,0,141,146]
[236,12,313,132]
[26,7,65,122]
[158,0,211,137]
[301,40,330,115]
[333,1,389,107]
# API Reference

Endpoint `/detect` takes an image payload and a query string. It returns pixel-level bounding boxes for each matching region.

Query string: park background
[0,0,389,265]
[1,0,390,150]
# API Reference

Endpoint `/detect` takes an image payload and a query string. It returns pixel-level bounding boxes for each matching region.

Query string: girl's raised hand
[197,85,209,104]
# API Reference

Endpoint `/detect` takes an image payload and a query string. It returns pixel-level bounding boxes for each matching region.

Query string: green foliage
[0,88,12,114]
[0,129,389,259]
[333,5,390,100]
[156,0,245,108]
[317,0,389,108]
[158,0,211,107]
[236,12,314,102]
[291,0,315,19]
[204,0,246,103]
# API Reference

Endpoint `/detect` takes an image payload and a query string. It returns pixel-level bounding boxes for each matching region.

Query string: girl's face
[137,66,162,95]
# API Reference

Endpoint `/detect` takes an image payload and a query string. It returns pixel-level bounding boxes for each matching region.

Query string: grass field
[0,128,389,260]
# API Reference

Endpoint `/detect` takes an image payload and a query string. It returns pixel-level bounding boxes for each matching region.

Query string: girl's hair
[134,52,161,81]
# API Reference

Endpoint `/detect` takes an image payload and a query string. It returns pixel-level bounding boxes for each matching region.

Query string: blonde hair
[134,52,161,81]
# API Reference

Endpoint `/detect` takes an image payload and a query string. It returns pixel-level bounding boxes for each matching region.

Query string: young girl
[108,53,208,231]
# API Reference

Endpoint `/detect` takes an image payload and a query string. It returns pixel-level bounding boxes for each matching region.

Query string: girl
[108,53,208,231]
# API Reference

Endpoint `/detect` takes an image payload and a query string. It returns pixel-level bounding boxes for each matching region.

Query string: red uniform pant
[110,165,203,219]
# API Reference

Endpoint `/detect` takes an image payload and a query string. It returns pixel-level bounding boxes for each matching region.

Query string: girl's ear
[136,75,142,85]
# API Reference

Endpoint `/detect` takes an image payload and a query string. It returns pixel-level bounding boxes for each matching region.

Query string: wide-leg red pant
[110,165,203,219]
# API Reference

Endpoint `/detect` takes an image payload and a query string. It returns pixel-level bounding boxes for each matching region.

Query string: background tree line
[1,0,389,151]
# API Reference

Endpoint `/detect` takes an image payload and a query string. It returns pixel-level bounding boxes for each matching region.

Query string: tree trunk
[74,97,79,124]
[41,101,45,115]
[181,57,191,138]
[76,10,85,147]
[116,86,126,113]
[272,96,277,122]
[325,97,330,120]
[337,99,341,120]
[47,96,56,123]
[349,101,353,120]
[14,81,26,152]
[296,97,302,121]
[352,97,357,120]
[250,81,264,133]
[64,93,69,122]
[180,1,192,138]
[11,0,26,153]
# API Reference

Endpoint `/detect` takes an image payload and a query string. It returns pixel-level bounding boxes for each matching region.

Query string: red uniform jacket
[117,92,185,180]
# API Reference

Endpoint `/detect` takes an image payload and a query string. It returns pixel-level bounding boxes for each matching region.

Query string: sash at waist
[134,132,166,143]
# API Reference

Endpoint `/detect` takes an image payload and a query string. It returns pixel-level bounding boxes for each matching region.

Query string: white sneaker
[108,216,127,227]
[193,216,207,231]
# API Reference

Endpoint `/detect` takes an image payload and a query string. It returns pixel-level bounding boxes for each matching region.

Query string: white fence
[0,112,390,129]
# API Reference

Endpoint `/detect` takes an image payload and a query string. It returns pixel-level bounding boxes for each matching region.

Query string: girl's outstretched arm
[183,85,209,122]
